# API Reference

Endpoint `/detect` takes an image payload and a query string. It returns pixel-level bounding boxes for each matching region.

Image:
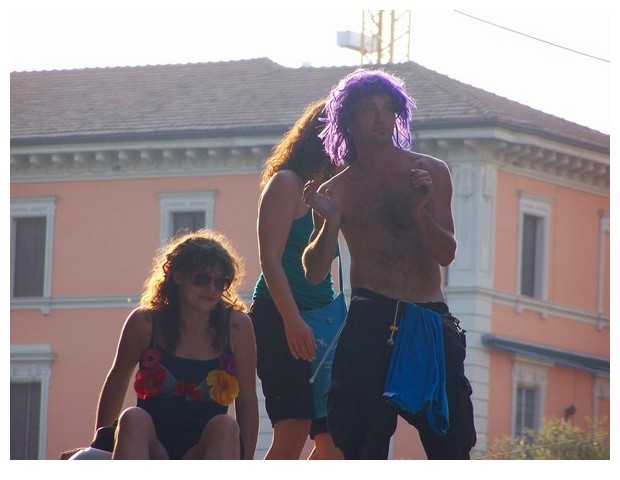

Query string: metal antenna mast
[338,11,412,65]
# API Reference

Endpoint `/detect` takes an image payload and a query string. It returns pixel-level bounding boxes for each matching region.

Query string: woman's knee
[190,415,240,459]
[203,414,240,439]
[116,407,154,435]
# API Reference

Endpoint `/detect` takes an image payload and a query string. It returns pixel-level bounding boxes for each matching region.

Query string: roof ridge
[10,57,281,74]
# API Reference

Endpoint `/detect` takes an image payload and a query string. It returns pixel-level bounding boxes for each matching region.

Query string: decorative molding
[10,344,56,368]
[10,143,273,183]
[449,162,497,289]
[12,132,609,192]
[446,286,610,330]
[420,137,609,194]
[11,287,607,330]
[10,292,255,313]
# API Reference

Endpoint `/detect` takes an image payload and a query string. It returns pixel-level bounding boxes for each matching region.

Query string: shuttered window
[517,193,552,301]
[12,217,46,297]
[172,211,205,236]
[515,384,539,438]
[520,214,538,297]
[10,382,42,459]
[159,191,215,243]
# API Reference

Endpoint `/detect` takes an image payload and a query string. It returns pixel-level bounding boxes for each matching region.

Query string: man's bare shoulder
[406,151,448,171]
[317,166,351,193]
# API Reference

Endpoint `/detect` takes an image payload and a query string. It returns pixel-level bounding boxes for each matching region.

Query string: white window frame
[597,211,610,314]
[511,354,551,438]
[10,344,55,459]
[516,192,553,300]
[158,190,215,243]
[10,196,56,300]
[592,375,610,432]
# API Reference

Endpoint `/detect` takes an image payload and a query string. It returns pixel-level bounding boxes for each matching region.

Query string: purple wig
[319,68,416,166]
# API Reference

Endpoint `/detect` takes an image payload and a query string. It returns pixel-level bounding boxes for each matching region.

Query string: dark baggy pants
[327,288,477,459]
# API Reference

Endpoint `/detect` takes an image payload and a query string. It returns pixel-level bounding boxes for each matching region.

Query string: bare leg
[309,432,344,460]
[112,407,168,459]
[184,414,240,460]
[265,418,311,460]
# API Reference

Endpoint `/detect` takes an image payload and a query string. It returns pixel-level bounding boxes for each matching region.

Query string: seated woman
[74,229,258,459]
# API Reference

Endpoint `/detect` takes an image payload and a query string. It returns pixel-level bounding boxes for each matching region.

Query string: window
[511,355,550,439]
[520,214,543,297]
[10,197,55,299]
[515,384,539,437]
[11,383,42,459]
[593,376,610,432]
[517,192,553,300]
[10,344,55,459]
[598,211,610,315]
[172,211,205,234]
[159,190,215,243]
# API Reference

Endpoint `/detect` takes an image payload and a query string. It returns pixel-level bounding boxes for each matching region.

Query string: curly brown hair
[259,98,335,188]
[140,229,246,352]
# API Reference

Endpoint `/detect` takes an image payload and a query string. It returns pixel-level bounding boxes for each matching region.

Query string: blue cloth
[383,302,449,435]
[303,290,347,418]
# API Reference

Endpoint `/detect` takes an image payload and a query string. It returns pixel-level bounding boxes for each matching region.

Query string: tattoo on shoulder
[230,322,241,331]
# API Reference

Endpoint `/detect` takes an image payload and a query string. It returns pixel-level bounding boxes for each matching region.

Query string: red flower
[142,348,163,369]
[134,364,167,399]
[174,381,202,401]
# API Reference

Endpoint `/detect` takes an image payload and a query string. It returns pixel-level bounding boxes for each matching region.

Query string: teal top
[252,209,335,310]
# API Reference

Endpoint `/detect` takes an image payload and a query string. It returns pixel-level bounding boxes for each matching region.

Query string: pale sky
[9,2,612,134]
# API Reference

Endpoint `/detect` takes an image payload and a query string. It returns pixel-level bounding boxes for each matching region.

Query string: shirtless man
[302,69,476,459]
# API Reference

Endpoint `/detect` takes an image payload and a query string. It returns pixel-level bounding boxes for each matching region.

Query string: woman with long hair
[94,229,258,459]
[249,99,342,459]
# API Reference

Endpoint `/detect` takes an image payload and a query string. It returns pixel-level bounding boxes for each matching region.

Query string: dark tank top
[134,309,238,427]
[252,208,335,309]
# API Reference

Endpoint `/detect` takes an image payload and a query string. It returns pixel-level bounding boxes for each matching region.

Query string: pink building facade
[10,60,609,459]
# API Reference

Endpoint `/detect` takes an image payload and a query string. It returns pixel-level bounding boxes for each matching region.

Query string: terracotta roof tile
[10,58,609,151]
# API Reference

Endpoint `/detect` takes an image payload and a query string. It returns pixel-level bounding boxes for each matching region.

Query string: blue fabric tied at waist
[383,302,449,435]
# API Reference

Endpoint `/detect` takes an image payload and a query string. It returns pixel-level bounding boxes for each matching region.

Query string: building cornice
[10,138,276,183]
[10,145,271,182]
[11,128,609,193]
[419,134,609,194]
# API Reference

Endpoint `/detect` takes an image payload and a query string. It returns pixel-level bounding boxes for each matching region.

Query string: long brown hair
[140,229,246,352]
[259,98,334,188]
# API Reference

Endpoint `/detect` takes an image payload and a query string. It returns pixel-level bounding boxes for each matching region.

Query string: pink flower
[218,354,237,375]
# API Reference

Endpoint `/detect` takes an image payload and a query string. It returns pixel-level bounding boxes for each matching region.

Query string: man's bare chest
[343,180,417,234]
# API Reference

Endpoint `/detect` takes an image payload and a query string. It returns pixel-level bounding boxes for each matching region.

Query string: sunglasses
[188,272,232,291]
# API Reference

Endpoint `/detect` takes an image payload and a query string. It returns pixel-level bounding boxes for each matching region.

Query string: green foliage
[484,417,610,460]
